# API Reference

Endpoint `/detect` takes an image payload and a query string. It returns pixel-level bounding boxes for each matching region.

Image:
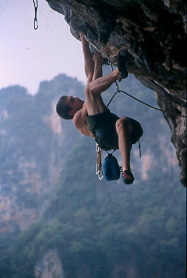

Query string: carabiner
[97,168,104,180]
[33,0,38,30]
[96,144,103,180]
[34,18,38,30]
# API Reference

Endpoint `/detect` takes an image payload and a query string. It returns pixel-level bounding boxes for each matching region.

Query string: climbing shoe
[117,51,128,80]
[122,170,134,184]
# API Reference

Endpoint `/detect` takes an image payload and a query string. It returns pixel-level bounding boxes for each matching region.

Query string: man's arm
[80,34,94,83]
[73,102,94,138]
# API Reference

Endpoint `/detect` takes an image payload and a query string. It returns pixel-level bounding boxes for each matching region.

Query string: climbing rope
[33,0,38,30]
[108,64,187,118]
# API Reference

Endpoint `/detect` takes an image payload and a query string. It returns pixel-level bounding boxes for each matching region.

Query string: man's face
[65,96,84,116]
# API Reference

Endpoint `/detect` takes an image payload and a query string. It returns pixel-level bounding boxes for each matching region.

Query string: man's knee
[115,117,133,133]
[84,82,93,98]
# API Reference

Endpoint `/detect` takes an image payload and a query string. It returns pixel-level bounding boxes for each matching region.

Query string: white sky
[0,0,86,95]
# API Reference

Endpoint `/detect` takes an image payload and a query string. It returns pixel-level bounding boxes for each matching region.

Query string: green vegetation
[0,156,185,277]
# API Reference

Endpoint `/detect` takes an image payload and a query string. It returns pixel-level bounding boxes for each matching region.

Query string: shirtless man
[56,34,143,184]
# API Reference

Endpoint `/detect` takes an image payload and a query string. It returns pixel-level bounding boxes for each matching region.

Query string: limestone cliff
[34,248,64,278]
[45,0,186,186]
[0,77,82,232]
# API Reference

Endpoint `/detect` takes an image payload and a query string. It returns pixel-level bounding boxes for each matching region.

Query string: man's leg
[115,117,134,184]
[85,66,121,115]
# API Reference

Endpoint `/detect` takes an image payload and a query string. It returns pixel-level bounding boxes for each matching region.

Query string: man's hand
[80,33,88,46]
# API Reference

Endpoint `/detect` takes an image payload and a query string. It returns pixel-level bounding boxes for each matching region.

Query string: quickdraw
[33,0,38,30]
[96,144,104,180]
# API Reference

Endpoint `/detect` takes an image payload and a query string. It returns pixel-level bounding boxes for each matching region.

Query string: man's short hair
[56,96,73,120]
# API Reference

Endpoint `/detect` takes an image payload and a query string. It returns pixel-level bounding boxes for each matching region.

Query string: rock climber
[56,34,143,184]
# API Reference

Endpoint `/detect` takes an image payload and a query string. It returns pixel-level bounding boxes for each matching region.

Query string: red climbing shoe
[117,51,128,80]
[122,170,134,184]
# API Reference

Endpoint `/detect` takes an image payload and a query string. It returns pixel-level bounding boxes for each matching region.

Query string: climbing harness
[33,0,38,30]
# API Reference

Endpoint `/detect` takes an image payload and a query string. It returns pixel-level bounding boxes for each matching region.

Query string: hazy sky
[0,0,85,95]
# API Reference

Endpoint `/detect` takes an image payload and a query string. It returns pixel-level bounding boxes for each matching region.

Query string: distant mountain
[0,73,180,233]
[0,75,84,232]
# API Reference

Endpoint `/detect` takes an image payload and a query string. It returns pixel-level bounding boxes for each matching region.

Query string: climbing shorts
[85,109,143,151]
